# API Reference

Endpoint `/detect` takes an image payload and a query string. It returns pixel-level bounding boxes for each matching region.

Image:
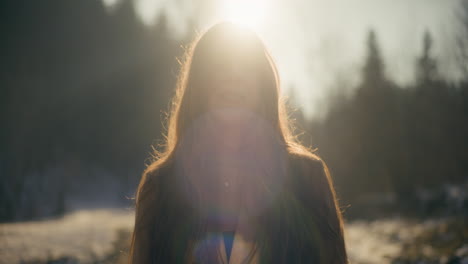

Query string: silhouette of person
[129,22,348,264]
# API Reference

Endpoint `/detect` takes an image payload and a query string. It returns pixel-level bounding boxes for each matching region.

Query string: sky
[103,0,463,119]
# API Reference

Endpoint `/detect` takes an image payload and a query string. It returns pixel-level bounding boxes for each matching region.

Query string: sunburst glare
[220,0,268,30]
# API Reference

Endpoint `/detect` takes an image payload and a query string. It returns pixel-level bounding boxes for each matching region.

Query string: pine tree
[416,30,439,85]
[362,30,385,87]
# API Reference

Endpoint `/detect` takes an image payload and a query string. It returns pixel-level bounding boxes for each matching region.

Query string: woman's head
[180,22,279,126]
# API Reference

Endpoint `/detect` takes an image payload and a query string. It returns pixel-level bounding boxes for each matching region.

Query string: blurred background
[0,0,467,263]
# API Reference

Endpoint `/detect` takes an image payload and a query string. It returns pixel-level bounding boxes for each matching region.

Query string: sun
[220,0,267,30]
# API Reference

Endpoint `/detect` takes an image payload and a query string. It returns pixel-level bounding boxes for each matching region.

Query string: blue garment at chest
[223,231,235,261]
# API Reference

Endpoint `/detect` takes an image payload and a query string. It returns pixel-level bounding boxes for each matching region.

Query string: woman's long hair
[129,22,348,264]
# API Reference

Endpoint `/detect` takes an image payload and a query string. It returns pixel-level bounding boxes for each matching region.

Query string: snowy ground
[0,208,134,264]
[0,208,466,264]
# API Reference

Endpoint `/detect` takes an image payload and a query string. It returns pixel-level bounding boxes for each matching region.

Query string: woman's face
[204,50,262,121]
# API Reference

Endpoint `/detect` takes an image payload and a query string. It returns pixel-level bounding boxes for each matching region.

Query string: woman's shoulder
[136,158,176,198]
[142,157,174,181]
[285,148,331,199]
[286,148,325,175]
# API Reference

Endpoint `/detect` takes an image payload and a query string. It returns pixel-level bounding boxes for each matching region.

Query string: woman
[129,22,348,264]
